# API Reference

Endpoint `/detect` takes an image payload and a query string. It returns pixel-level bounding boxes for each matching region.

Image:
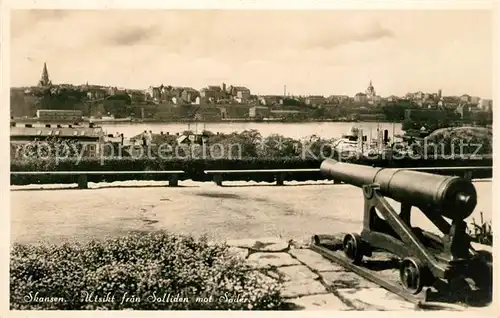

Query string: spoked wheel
[400,257,428,294]
[343,233,364,264]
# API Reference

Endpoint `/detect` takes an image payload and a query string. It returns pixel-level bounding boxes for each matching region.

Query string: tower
[38,62,52,87]
[365,80,376,98]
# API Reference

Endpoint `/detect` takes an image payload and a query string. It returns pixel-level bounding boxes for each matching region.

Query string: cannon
[319,159,492,299]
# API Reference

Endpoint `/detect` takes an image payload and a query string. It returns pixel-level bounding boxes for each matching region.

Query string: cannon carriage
[312,159,492,305]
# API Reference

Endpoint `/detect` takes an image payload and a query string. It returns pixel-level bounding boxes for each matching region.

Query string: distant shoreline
[94,119,398,125]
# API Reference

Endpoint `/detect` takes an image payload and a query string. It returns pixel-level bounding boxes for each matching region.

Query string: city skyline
[11,10,493,98]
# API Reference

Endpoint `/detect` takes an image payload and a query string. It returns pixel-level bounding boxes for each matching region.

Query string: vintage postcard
[1,0,498,316]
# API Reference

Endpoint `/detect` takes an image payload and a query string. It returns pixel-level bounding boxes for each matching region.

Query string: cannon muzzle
[320,159,477,220]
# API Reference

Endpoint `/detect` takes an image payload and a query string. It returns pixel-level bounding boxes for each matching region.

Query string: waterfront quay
[11,180,492,246]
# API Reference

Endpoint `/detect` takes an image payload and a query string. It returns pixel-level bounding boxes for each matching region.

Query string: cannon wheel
[400,257,428,294]
[343,233,364,264]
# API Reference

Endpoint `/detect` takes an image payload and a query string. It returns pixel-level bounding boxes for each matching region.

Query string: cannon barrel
[320,159,477,220]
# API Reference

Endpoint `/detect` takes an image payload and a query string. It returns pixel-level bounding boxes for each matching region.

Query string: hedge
[10,156,493,185]
[10,231,283,310]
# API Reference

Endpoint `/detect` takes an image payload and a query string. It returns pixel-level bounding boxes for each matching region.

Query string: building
[35,109,83,122]
[478,99,493,112]
[146,86,162,102]
[128,90,147,103]
[230,86,251,102]
[87,88,107,100]
[354,93,368,104]
[200,85,226,102]
[460,94,471,103]
[38,62,52,87]
[180,88,200,104]
[327,95,350,104]
[469,96,481,104]
[171,97,184,105]
[10,126,105,157]
[258,95,282,106]
[362,80,381,104]
[413,91,424,100]
[108,87,127,96]
[305,95,326,106]
[365,80,376,99]
[385,95,399,102]
[248,106,270,119]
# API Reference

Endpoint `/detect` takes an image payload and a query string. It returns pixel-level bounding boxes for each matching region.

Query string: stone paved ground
[226,236,417,311]
[225,236,494,311]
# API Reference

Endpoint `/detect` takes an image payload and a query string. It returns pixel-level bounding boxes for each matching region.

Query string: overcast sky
[10,9,493,98]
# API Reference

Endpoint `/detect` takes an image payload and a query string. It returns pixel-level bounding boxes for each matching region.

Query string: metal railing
[10,166,492,188]
[203,166,492,186]
[11,170,185,188]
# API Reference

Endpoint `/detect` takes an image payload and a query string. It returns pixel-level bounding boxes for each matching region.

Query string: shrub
[10,155,493,186]
[10,231,283,310]
[424,126,493,156]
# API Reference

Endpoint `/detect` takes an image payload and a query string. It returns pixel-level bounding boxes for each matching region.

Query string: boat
[331,126,367,158]
[332,125,396,159]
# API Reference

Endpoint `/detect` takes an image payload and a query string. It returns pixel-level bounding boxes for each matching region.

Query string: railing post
[78,174,88,189]
[169,174,179,187]
[213,174,223,186]
[276,173,284,186]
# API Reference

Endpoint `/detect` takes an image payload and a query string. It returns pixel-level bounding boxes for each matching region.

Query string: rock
[227,246,248,259]
[284,293,351,310]
[288,235,312,249]
[336,288,415,310]
[226,237,289,252]
[320,271,379,289]
[277,265,319,282]
[289,249,345,272]
[247,252,300,269]
[281,279,328,298]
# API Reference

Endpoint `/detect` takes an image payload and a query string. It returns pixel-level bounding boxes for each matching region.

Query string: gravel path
[10,180,492,245]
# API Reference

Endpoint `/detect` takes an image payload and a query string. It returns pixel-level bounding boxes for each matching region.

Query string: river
[101,121,403,139]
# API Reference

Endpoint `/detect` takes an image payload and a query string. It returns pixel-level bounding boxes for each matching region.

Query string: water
[101,121,403,139]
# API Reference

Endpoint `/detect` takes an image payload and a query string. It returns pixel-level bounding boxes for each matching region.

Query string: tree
[258,134,297,158]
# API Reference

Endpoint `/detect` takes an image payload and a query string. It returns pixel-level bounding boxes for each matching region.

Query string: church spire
[38,62,51,87]
[366,79,376,97]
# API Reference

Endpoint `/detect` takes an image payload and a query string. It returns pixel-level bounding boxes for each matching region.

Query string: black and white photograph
[2,0,497,314]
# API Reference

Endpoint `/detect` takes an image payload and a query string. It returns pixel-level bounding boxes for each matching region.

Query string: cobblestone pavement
[225,236,493,311]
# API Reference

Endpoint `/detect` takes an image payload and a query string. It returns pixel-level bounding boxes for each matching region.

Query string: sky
[10,9,493,98]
